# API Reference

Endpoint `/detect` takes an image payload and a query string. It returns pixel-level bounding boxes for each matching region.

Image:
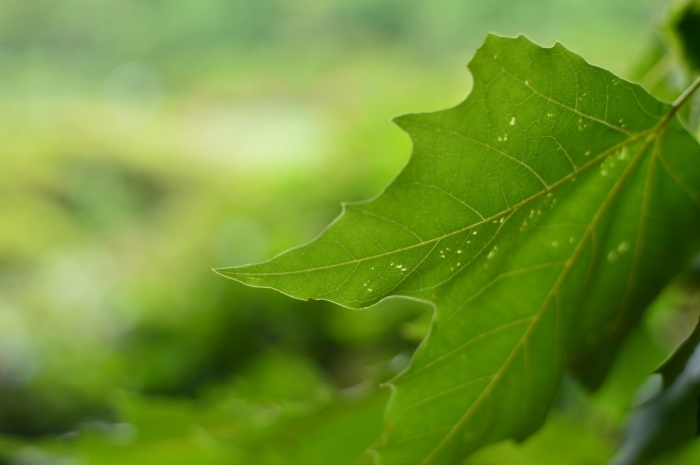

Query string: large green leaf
[217,35,700,464]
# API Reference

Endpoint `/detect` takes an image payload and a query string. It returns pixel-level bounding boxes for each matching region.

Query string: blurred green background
[3,0,699,463]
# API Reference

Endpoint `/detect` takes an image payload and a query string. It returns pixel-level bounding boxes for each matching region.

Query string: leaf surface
[217,35,700,464]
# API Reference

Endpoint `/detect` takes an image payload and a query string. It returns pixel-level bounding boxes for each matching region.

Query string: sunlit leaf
[217,35,700,463]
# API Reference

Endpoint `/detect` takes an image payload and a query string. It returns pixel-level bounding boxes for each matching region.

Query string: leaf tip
[212,267,230,278]
[212,266,245,282]
[390,113,414,132]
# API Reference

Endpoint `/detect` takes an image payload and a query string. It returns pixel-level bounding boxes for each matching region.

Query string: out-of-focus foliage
[634,0,700,131]
[674,0,700,71]
[614,323,700,464]
[671,0,700,131]
[0,387,389,465]
[612,264,700,465]
[4,0,700,463]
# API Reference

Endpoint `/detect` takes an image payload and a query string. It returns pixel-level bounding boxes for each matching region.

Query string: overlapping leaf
[217,35,700,464]
[613,320,700,465]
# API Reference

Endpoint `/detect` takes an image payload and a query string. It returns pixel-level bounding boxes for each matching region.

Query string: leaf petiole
[672,76,700,111]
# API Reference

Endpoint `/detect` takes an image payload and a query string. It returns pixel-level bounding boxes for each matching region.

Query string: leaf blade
[217,35,700,464]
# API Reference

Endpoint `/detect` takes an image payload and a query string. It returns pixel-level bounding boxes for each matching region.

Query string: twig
[672,76,700,111]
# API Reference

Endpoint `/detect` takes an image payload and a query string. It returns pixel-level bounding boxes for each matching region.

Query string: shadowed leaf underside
[613,320,700,465]
[217,35,700,464]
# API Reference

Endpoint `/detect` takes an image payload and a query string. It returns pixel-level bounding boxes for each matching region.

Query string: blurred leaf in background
[674,0,700,71]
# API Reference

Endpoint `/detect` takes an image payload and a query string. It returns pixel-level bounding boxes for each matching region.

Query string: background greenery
[2,0,699,463]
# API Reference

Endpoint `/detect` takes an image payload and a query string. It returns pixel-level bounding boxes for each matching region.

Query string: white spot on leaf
[617,241,631,253]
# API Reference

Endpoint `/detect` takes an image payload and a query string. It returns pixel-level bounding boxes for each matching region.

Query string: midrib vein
[223,131,651,278]
[417,133,657,465]
[611,126,700,354]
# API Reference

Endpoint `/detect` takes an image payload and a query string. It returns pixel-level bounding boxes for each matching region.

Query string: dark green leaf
[217,35,700,463]
[657,318,700,388]
[674,0,700,72]
[668,0,700,132]
[613,321,700,465]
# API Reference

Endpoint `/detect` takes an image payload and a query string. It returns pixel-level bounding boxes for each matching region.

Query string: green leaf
[17,388,388,465]
[657,318,700,388]
[668,0,700,132]
[674,0,700,72]
[463,412,614,465]
[217,35,700,463]
[613,320,700,465]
